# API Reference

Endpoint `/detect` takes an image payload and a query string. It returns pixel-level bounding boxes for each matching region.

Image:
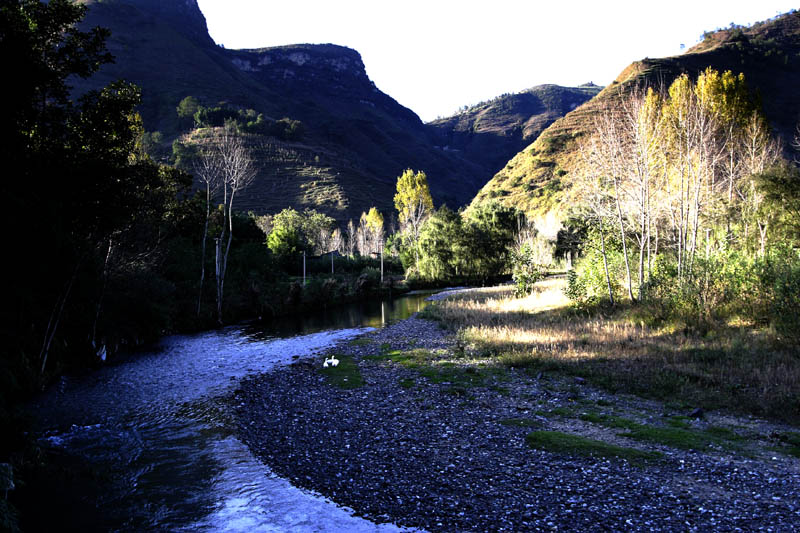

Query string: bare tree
[213,126,257,324]
[344,219,357,257]
[592,105,636,300]
[575,135,619,305]
[193,144,222,317]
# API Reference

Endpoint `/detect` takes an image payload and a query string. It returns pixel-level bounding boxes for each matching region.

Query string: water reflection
[26,291,435,532]
[243,291,433,339]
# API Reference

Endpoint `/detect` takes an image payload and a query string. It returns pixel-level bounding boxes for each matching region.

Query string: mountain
[469,11,800,235]
[428,84,601,183]
[76,0,588,221]
[70,0,485,219]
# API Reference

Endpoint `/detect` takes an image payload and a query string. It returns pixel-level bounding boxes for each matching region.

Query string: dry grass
[429,278,800,423]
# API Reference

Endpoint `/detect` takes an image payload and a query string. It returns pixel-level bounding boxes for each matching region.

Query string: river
[25,292,433,532]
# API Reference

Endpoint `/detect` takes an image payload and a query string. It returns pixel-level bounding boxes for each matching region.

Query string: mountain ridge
[72,0,591,222]
[469,10,800,235]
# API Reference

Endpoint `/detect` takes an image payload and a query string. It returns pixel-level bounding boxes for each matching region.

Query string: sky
[195,1,797,122]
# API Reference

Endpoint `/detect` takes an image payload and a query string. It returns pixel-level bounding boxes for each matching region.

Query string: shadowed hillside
[70,0,495,220]
[470,11,800,233]
[428,84,601,181]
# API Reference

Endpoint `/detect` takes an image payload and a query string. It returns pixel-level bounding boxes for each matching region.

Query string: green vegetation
[621,425,742,452]
[565,69,800,343]
[424,280,800,422]
[399,378,415,388]
[319,356,364,389]
[773,432,800,457]
[579,411,745,451]
[525,431,661,463]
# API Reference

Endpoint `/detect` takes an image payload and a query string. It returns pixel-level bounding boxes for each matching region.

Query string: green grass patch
[579,411,746,452]
[666,416,693,429]
[416,304,441,321]
[774,431,800,457]
[620,424,743,451]
[348,337,372,346]
[499,418,542,428]
[318,355,364,389]
[579,412,639,430]
[525,431,661,463]
[399,378,415,389]
[368,348,491,390]
[365,348,432,368]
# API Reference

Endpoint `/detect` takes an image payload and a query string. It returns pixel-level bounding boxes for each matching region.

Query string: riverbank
[234,289,800,532]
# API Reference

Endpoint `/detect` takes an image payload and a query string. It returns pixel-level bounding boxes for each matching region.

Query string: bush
[511,243,544,297]
[642,247,800,339]
[565,228,623,306]
[355,267,381,294]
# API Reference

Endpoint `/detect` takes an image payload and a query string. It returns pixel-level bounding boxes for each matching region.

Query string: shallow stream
[26,292,432,531]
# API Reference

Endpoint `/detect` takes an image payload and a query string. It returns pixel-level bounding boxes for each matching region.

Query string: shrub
[511,243,544,296]
[355,267,381,294]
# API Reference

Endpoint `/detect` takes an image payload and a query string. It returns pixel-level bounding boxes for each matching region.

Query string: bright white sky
[196,1,796,122]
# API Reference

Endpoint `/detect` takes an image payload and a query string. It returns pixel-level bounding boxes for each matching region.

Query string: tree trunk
[613,176,635,301]
[92,238,114,350]
[197,185,211,317]
[40,263,80,378]
[600,226,615,306]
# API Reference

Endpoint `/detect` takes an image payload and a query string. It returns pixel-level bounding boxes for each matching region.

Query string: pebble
[233,317,800,532]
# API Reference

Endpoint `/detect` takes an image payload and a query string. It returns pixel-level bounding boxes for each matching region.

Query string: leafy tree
[511,243,544,297]
[360,207,384,256]
[266,208,335,265]
[267,208,306,262]
[462,202,520,282]
[394,169,434,267]
[0,0,196,384]
[417,207,464,280]
[176,95,200,128]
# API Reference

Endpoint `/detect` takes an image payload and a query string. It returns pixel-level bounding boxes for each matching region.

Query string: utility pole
[303,250,306,285]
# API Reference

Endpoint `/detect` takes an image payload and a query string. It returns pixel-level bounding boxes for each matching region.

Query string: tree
[1,0,194,380]
[212,126,257,324]
[416,206,464,281]
[267,208,335,263]
[267,208,307,261]
[193,143,222,316]
[394,169,434,268]
[362,207,384,256]
[462,202,520,282]
[177,95,200,129]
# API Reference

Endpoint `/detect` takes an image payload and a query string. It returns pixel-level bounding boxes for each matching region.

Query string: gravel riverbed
[233,315,800,532]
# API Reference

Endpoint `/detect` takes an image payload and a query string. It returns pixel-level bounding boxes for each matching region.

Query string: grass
[620,425,743,452]
[525,431,661,464]
[318,355,364,389]
[367,347,499,393]
[399,378,415,389]
[577,410,745,451]
[423,278,800,423]
[349,337,372,347]
[773,432,800,458]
